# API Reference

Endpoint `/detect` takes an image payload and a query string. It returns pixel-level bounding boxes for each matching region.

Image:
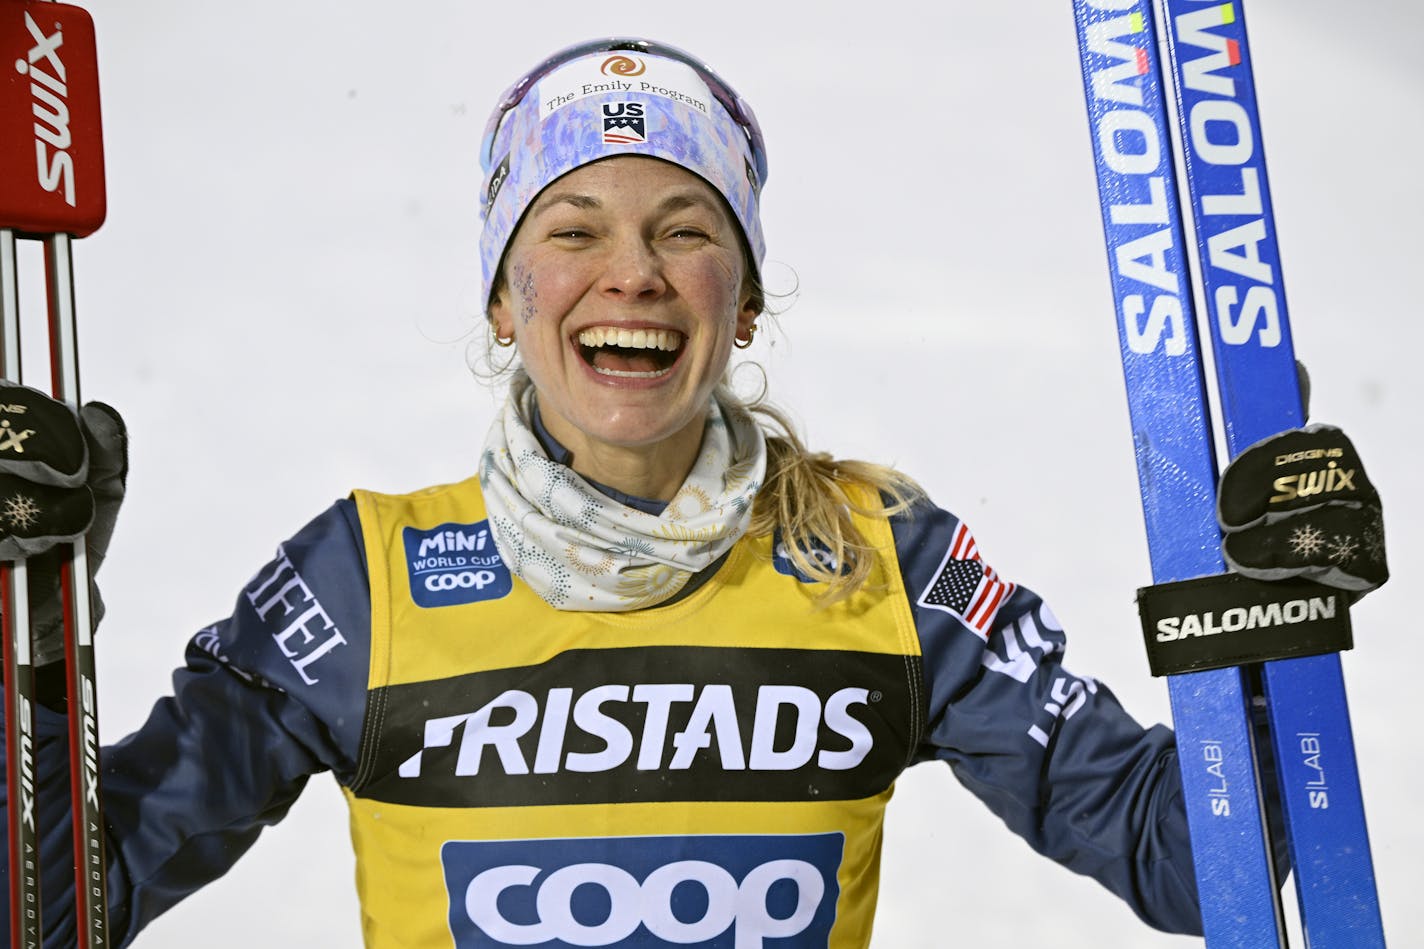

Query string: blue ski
[1158,1,1384,943]
[1073,0,1385,944]
[1070,1,1286,945]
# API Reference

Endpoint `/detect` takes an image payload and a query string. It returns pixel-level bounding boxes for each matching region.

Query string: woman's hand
[1217,424,1387,597]
[0,381,128,665]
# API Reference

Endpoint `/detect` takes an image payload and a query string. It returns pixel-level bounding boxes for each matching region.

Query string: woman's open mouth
[576,326,684,378]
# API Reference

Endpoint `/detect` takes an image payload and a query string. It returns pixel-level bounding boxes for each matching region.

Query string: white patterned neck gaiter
[479,375,766,611]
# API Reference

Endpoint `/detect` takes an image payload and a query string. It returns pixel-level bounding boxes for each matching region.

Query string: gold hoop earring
[733,323,757,350]
[493,325,515,348]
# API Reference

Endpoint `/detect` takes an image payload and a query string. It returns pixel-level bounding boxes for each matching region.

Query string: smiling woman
[490,158,754,503]
[0,31,1393,949]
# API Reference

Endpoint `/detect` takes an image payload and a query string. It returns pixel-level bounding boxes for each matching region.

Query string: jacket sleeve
[0,499,372,948]
[892,499,1202,935]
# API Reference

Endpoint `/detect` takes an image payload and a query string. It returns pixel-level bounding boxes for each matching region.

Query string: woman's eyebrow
[533,192,599,215]
[657,193,717,214]
[529,190,719,219]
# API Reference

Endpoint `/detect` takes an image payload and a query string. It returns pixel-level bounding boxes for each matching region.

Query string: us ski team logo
[602,102,646,144]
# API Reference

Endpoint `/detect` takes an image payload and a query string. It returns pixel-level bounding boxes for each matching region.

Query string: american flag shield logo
[601,102,646,144]
[917,522,1016,639]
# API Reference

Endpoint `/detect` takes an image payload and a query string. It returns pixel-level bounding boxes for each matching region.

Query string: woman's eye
[668,227,709,241]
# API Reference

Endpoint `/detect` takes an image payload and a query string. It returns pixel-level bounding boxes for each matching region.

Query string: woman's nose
[599,238,666,301]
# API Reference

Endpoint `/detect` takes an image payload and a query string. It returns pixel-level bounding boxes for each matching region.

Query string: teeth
[592,366,673,379]
[577,327,681,351]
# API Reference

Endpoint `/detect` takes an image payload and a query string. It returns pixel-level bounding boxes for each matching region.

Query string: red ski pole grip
[0,1,106,237]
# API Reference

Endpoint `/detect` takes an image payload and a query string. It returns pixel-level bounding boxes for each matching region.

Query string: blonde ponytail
[721,387,922,605]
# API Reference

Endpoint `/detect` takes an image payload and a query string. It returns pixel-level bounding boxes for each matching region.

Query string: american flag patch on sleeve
[917,521,1017,639]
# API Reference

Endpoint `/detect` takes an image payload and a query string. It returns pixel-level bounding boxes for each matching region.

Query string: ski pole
[0,2,109,946]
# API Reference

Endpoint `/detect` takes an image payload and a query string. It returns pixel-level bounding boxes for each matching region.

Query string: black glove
[0,382,128,666]
[1218,424,1386,595]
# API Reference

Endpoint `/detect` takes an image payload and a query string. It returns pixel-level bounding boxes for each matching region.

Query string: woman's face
[490,156,756,479]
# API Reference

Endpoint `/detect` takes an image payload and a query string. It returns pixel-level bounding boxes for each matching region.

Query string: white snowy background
[14,0,1418,945]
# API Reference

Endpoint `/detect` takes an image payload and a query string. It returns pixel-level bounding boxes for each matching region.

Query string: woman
[0,37,1383,948]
